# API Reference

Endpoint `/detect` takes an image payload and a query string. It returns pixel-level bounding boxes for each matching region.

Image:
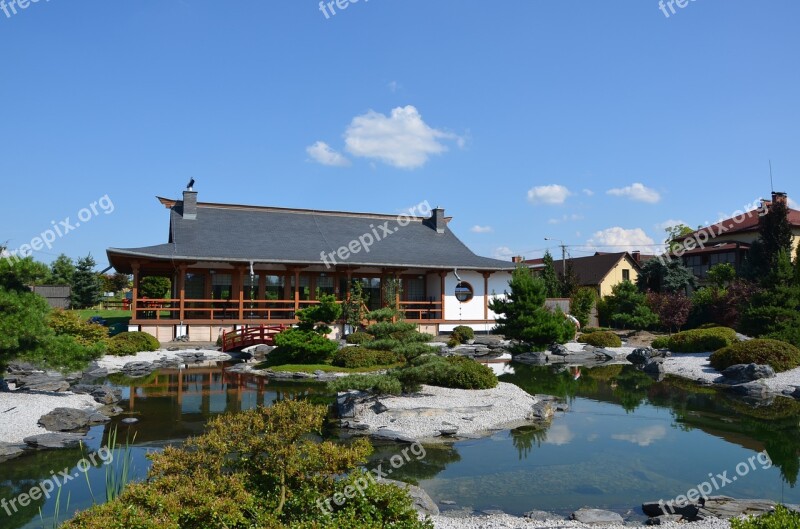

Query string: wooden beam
[483,272,492,321]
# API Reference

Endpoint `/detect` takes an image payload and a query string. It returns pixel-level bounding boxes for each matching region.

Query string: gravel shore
[431,513,731,529]
[94,348,232,372]
[0,391,100,444]
[662,352,800,393]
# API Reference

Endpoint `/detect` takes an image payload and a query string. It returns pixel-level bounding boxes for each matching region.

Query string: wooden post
[237,267,245,321]
[293,269,301,314]
[439,271,446,321]
[178,265,186,322]
[131,262,140,322]
[483,272,492,321]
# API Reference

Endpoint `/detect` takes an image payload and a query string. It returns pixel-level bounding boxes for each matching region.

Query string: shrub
[392,343,440,361]
[570,287,597,327]
[367,321,418,340]
[710,339,800,373]
[296,293,342,335]
[730,505,800,529]
[651,336,670,349]
[344,332,373,345]
[272,328,339,364]
[331,347,404,369]
[390,330,433,343]
[106,331,160,356]
[580,327,609,334]
[451,325,475,345]
[577,331,622,348]
[365,338,403,351]
[668,327,737,353]
[394,355,497,391]
[366,307,401,322]
[603,281,658,330]
[21,334,106,372]
[48,310,109,346]
[327,374,403,396]
[447,337,460,348]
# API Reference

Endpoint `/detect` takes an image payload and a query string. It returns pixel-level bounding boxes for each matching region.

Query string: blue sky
[1,0,799,268]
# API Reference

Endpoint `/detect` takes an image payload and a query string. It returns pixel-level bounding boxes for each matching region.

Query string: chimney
[772,191,788,207]
[182,189,197,220]
[429,207,446,234]
[631,251,641,264]
[512,256,524,264]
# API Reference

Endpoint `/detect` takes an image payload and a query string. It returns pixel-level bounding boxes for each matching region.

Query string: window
[317,275,335,297]
[405,277,425,301]
[622,269,630,281]
[454,281,474,303]
[265,275,285,300]
[184,273,205,299]
[211,273,232,300]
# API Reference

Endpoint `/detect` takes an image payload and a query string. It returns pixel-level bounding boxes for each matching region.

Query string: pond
[3,362,800,528]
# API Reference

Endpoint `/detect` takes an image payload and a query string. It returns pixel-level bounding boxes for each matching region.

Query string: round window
[454,282,474,303]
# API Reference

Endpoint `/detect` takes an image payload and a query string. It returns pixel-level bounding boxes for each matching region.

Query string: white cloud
[548,214,584,225]
[606,183,661,203]
[305,141,350,167]
[612,425,667,447]
[544,424,574,446]
[387,80,400,93]
[471,225,493,233]
[527,184,572,205]
[492,246,515,260]
[656,219,688,232]
[789,197,799,210]
[344,105,462,169]
[582,188,595,196]
[587,227,656,253]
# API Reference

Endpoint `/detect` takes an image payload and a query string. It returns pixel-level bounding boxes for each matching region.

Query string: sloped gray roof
[107,201,515,272]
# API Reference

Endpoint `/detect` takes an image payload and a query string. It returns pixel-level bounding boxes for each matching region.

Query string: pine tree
[758,197,793,270]
[70,255,102,309]
[540,251,560,298]
[50,254,75,286]
[489,266,575,350]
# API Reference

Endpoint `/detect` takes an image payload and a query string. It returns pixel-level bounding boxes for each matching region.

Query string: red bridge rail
[221,324,288,352]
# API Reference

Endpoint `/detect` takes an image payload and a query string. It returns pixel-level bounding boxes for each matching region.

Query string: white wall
[440,270,511,332]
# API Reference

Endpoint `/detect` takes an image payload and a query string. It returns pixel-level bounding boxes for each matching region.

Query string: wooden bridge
[221,324,288,352]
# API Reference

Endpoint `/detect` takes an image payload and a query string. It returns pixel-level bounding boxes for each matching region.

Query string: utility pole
[544,238,567,277]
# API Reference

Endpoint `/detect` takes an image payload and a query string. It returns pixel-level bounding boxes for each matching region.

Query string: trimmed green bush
[366,307,401,322]
[366,338,403,351]
[577,331,622,348]
[106,331,160,356]
[271,328,339,364]
[345,331,374,345]
[451,325,475,345]
[580,327,610,335]
[651,336,670,349]
[731,505,800,529]
[710,339,800,373]
[327,374,403,395]
[668,327,738,353]
[394,355,497,391]
[389,330,433,343]
[366,321,418,339]
[331,347,404,369]
[392,343,440,361]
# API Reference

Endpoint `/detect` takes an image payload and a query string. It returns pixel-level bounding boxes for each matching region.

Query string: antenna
[769,160,774,193]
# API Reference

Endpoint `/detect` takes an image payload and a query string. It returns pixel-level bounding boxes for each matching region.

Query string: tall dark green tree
[540,251,560,298]
[559,260,580,297]
[740,250,800,347]
[70,255,102,309]
[50,254,76,286]
[636,257,695,293]
[489,266,575,350]
[603,280,658,330]
[139,276,171,299]
[759,197,793,268]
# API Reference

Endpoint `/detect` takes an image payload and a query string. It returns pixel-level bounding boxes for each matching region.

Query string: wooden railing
[398,300,443,320]
[221,324,288,352]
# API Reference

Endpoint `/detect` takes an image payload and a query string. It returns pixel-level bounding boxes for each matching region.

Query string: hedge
[331,347,404,369]
[668,327,737,353]
[394,355,497,391]
[577,331,622,348]
[710,339,800,373]
[106,332,160,356]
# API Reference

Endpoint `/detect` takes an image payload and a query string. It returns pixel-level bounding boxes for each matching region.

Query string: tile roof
[525,252,638,287]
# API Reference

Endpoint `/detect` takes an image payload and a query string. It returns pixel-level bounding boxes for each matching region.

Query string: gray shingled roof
[107,201,515,272]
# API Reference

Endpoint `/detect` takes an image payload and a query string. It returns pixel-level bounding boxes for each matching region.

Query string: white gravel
[431,513,731,529]
[352,382,543,441]
[94,348,232,372]
[0,391,100,444]
[662,352,800,394]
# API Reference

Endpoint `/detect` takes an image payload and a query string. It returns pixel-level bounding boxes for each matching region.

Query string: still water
[3,362,800,528]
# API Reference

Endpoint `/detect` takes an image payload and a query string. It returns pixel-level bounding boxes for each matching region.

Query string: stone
[337,390,369,418]
[121,362,155,378]
[791,387,800,400]
[24,432,85,449]
[16,374,70,392]
[698,496,776,519]
[121,418,139,425]
[514,352,548,365]
[530,400,554,420]
[378,478,439,516]
[728,382,768,399]
[571,508,624,525]
[594,349,615,361]
[0,442,27,462]
[38,407,109,431]
[549,344,570,356]
[371,429,418,443]
[439,427,459,436]
[721,364,776,384]
[440,500,457,506]
[643,360,665,375]
[523,510,558,521]
[167,346,180,351]
[647,515,684,525]
[91,386,122,405]
[627,348,657,365]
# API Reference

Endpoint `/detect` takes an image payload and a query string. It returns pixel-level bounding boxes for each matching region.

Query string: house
[522,251,645,297]
[671,192,800,280]
[106,188,515,342]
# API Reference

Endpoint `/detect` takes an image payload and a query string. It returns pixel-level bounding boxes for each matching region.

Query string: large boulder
[720,364,776,384]
[38,407,109,432]
[627,348,659,365]
[571,508,624,525]
[121,361,155,378]
[15,373,70,392]
[71,384,122,405]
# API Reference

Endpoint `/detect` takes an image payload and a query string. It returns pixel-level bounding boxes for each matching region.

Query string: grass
[72,309,132,321]
[263,363,403,374]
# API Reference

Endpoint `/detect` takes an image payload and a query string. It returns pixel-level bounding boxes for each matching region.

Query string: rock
[0,378,9,392]
[514,352,548,365]
[38,407,109,431]
[167,346,180,351]
[440,500,457,506]
[74,385,121,405]
[473,335,503,346]
[379,478,439,516]
[571,508,624,525]
[728,382,768,399]
[0,442,27,462]
[121,418,139,425]
[481,509,506,516]
[16,373,70,392]
[549,344,570,356]
[642,501,698,519]
[647,515,684,525]
[790,387,800,400]
[698,496,776,519]
[530,400,554,420]
[627,348,657,365]
[643,360,665,375]
[121,361,155,378]
[439,427,459,436]
[337,390,369,418]
[24,432,85,449]
[81,367,109,382]
[371,430,418,443]
[594,349,615,361]
[523,510,558,521]
[371,401,389,414]
[721,364,776,384]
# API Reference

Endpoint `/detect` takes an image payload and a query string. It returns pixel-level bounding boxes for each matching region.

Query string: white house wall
[440,270,511,333]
